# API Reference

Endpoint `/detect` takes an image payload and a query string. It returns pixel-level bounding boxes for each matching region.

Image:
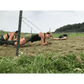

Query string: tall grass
[0,53,84,73]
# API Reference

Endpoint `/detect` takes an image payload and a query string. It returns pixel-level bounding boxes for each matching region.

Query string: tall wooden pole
[16,10,23,56]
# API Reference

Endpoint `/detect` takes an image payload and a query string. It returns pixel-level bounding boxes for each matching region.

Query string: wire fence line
[22,17,43,32]
[22,20,37,33]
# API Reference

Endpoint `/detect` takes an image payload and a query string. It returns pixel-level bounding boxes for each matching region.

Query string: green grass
[0,53,84,73]
[0,31,84,37]
[52,32,84,38]
[0,31,37,37]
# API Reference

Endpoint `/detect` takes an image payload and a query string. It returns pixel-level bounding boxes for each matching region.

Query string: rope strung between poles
[22,17,43,32]
[22,20,37,33]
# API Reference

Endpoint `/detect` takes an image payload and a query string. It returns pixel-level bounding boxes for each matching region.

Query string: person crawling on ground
[0,30,18,46]
[53,34,68,40]
[0,31,52,46]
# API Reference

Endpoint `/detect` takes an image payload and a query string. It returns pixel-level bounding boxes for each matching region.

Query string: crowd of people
[0,30,68,47]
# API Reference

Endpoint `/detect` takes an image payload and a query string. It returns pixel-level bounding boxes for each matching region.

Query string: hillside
[54,22,84,33]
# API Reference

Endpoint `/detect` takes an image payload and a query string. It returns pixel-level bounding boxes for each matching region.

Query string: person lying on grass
[53,34,68,40]
[0,30,18,46]
[0,31,52,46]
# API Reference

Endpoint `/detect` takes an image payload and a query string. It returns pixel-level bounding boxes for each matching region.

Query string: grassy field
[0,31,84,73]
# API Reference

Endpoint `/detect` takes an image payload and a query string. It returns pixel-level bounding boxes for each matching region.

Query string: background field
[0,31,84,73]
[0,32,84,57]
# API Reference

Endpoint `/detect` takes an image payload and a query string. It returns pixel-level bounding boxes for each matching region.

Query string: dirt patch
[0,36,84,57]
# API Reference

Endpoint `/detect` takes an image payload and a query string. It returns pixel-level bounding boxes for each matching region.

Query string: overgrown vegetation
[0,53,84,73]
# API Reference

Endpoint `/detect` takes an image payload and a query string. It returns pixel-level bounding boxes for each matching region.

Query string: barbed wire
[22,17,43,32]
[22,20,37,33]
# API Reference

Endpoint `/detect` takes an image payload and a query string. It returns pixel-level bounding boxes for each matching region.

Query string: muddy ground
[0,36,84,58]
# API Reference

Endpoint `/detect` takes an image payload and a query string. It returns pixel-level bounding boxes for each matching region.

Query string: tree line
[54,22,84,33]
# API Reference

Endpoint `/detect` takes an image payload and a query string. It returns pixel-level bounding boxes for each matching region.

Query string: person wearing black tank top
[0,31,53,46]
[0,30,18,46]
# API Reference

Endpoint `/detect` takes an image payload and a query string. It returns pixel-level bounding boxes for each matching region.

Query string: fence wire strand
[22,17,43,32]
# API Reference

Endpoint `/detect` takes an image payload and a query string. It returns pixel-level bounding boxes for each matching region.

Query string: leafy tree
[54,22,84,32]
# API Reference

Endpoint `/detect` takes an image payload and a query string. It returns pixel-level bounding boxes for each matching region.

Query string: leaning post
[16,10,23,56]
